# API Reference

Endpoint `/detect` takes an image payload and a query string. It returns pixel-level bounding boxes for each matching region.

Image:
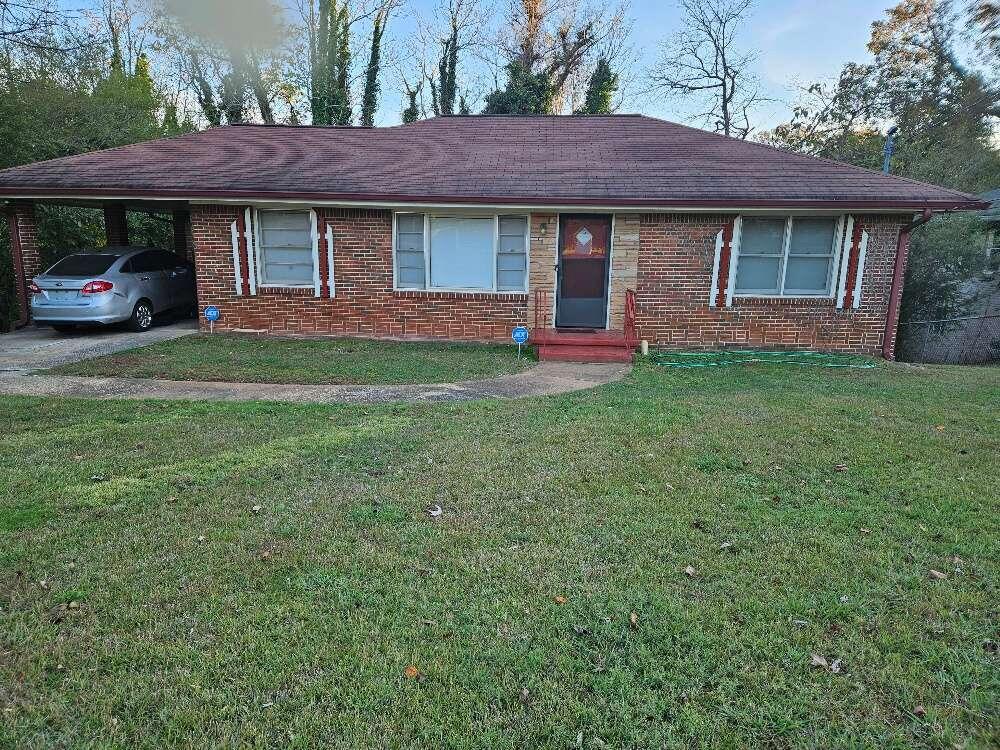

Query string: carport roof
[0,115,988,211]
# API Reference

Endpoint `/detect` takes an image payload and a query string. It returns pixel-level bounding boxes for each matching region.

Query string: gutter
[882,209,934,360]
[0,187,990,212]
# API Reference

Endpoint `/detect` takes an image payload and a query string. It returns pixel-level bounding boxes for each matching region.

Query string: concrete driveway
[0,320,198,373]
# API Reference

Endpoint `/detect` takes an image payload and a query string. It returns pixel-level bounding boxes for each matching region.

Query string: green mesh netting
[649,349,877,369]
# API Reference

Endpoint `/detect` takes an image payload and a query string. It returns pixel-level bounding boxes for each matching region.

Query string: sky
[371,0,888,129]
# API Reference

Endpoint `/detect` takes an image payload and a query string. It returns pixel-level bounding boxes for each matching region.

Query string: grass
[1,362,998,748]
[49,333,533,385]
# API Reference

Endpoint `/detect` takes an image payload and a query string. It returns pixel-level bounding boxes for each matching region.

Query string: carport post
[172,209,192,259]
[4,201,40,328]
[104,203,129,246]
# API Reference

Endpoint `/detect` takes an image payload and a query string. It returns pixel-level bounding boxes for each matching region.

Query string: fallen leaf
[683,565,697,578]
[810,653,829,669]
[426,504,443,517]
[553,595,567,605]
[929,569,948,580]
[403,665,420,679]
[629,611,639,629]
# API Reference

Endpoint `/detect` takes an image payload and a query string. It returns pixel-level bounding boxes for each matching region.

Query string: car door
[129,251,171,312]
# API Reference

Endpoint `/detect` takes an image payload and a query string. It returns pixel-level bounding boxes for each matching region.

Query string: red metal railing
[534,288,550,333]
[624,288,638,349]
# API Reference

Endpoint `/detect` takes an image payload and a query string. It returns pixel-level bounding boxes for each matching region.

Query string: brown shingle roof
[0,115,986,209]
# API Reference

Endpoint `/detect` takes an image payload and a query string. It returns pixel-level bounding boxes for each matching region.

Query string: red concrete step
[532,328,628,346]
[537,345,634,363]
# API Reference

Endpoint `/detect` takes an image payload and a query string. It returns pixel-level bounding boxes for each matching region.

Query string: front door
[556,214,611,328]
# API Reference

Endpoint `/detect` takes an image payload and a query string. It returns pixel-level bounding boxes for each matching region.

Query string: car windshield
[45,253,121,277]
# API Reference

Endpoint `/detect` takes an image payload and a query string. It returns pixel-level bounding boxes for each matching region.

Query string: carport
[3,199,193,329]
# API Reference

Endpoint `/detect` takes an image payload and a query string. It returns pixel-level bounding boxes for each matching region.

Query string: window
[130,251,165,274]
[395,213,426,288]
[734,216,839,296]
[256,210,314,286]
[46,253,121,276]
[497,217,528,291]
[395,213,528,292]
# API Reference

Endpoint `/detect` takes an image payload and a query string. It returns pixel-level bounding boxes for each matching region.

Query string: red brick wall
[634,213,907,355]
[190,205,905,354]
[191,205,529,340]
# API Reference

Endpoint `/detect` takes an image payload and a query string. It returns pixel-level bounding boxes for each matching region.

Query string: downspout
[882,208,933,360]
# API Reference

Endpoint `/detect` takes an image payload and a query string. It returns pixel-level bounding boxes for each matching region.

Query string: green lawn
[1,362,998,748]
[49,333,533,385]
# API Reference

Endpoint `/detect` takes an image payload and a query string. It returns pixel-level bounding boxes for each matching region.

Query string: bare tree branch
[647,0,765,139]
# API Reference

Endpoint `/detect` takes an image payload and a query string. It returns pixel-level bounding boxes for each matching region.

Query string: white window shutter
[325,223,336,297]
[310,209,321,297]
[836,216,855,309]
[852,231,869,309]
[243,208,257,295]
[709,229,723,307]
[724,216,741,307]
[230,220,243,296]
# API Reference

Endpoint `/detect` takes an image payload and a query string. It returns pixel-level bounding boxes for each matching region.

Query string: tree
[575,56,617,114]
[762,0,1000,329]
[483,0,628,115]
[401,78,421,122]
[971,1,999,57]
[648,0,764,139]
[155,0,289,125]
[482,60,554,114]
[360,6,388,127]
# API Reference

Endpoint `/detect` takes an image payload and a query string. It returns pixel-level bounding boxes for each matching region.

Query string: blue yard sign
[204,305,220,333]
[512,325,529,357]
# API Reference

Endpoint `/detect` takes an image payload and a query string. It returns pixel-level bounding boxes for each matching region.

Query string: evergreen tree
[360,10,388,127]
[482,61,554,114]
[402,84,421,123]
[575,57,617,115]
[331,4,352,124]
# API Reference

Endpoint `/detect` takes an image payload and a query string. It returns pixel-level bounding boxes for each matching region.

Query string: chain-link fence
[898,314,1000,364]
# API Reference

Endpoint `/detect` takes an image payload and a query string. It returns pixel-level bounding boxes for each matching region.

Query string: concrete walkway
[0,361,630,404]
[0,320,197,372]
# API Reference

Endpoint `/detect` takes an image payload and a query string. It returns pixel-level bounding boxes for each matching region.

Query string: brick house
[0,116,987,360]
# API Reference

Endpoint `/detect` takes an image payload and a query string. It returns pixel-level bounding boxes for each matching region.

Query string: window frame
[253,208,317,288]
[733,215,844,299]
[392,211,531,294]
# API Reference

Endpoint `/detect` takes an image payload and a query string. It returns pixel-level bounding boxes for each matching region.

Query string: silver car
[30,247,196,332]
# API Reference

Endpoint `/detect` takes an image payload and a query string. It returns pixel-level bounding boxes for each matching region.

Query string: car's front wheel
[127,300,154,332]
